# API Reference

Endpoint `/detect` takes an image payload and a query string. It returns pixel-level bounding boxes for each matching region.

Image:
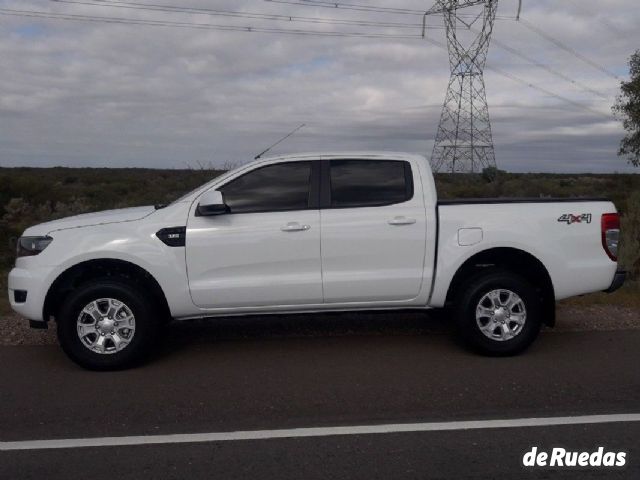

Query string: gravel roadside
[1,304,638,347]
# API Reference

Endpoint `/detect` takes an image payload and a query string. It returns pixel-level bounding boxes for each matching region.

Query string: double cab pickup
[8,152,625,369]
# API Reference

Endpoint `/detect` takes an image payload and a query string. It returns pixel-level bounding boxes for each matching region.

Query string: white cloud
[0,0,638,172]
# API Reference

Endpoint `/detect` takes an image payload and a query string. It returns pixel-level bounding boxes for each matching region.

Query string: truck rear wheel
[57,278,158,370]
[454,270,542,356]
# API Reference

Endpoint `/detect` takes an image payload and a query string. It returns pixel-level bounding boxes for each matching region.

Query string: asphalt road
[1,315,639,479]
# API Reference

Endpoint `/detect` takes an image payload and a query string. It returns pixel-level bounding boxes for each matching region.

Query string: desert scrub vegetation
[620,191,640,277]
[0,167,638,315]
[0,167,217,314]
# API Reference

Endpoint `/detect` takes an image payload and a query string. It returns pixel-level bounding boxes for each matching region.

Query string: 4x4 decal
[558,213,592,224]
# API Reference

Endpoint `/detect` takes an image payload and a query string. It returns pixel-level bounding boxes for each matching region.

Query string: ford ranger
[7,153,626,369]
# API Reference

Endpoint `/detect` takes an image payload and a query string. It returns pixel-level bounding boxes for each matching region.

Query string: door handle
[281,222,311,232]
[388,216,416,226]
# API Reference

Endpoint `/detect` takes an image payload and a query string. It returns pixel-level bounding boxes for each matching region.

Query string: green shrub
[620,191,640,279]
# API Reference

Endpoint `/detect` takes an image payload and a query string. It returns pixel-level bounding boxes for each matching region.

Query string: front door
[186,161,322,309]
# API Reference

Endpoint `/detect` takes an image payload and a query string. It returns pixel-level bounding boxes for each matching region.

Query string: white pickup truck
[8,152,625,369]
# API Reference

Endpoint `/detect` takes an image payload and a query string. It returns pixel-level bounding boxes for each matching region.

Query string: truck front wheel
[454,270,542,356]
[57,278,159,370]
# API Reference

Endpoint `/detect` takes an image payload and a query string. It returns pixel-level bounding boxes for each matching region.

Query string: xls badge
[558,213,592,224]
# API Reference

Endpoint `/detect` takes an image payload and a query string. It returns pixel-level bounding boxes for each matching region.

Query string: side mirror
[196,190,228,216]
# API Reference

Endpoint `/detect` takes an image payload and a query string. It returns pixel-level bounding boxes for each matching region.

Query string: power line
[264,0,612,98]
[486,32,610,100]
[485,65,612,119]
[1,7,611,119]
[0,8,421,38]
[564,0,628,41]
[55,0,609,99]
[264,0,517,19]
[413,26,611,119]
[262,1,611,99]
[518,18,620,81]
[50,0,445,31]
[265,0,427,16]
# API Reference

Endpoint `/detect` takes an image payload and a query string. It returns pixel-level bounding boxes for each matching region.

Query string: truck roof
[259,151,428,163]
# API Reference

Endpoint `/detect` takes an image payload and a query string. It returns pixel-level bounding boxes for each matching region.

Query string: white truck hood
[23,206,156,236]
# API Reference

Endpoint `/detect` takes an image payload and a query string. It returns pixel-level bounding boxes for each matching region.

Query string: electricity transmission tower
[427,0,499,173]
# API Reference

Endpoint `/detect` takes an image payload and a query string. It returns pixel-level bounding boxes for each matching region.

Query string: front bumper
[7,266,51,322]
[604,269,626,294]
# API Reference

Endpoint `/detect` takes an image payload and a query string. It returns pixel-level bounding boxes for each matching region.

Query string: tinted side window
[329,160,412,208]
[220,162,312,213]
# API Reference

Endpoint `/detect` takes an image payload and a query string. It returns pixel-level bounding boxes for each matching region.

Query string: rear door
[320,158,427,303]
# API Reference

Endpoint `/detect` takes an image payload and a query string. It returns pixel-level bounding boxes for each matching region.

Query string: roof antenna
[254,123,306,160]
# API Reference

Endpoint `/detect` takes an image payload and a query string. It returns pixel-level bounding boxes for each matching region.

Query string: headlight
[16,236,53,258]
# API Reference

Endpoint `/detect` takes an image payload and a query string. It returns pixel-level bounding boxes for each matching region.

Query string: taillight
[601,213,620,261]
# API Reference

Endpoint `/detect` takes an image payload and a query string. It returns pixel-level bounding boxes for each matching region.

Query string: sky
[0,0,638,173]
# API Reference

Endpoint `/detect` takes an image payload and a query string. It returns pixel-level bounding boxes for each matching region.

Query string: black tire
[453,269,542,356]
[57,278,158,370]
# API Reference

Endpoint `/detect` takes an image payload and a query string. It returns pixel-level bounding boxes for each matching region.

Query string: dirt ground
[1,304,638,347]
